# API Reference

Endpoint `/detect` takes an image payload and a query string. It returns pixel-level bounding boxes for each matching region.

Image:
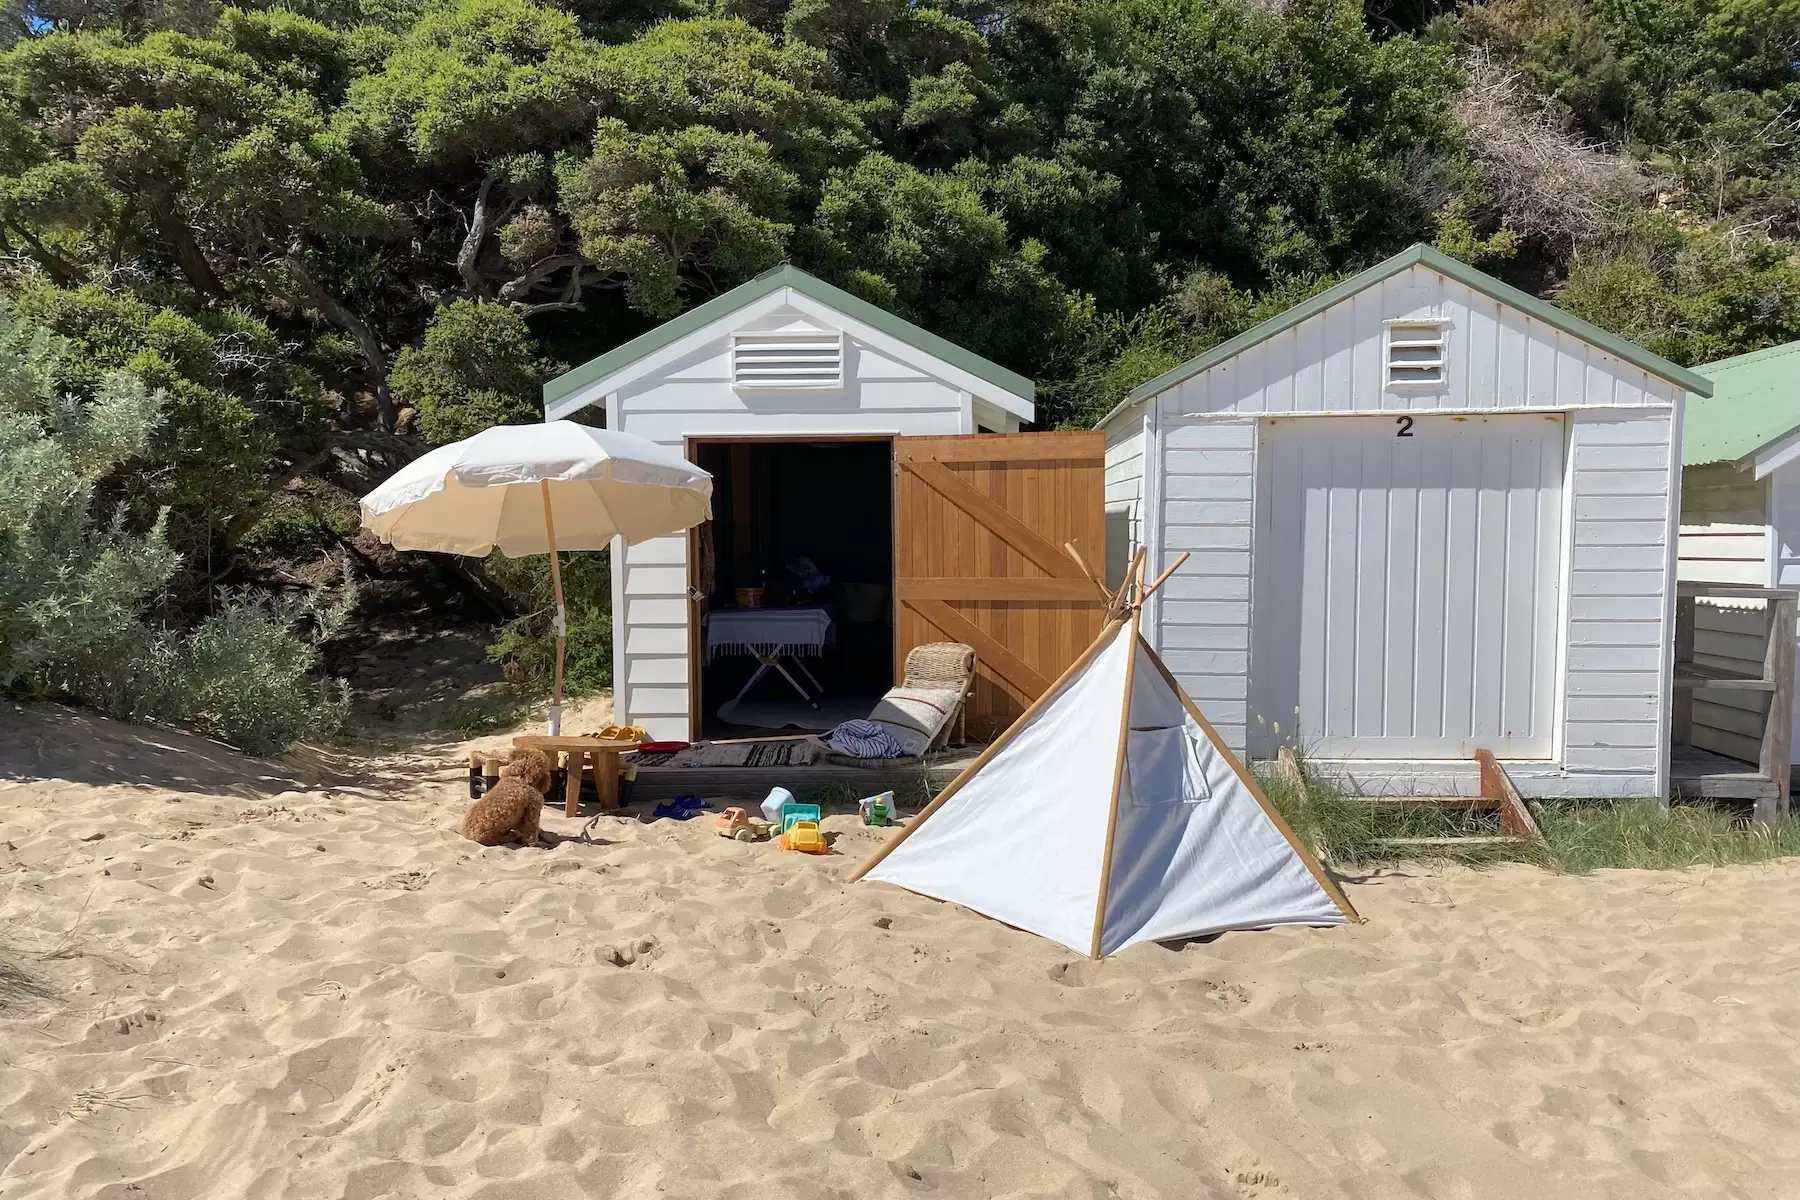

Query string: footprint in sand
[596,936,660,968]
[1230,1164,1291,1197]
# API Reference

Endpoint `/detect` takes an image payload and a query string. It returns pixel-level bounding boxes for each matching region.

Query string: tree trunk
[145,190,228,299]
[282,257,398,433]
[457,173,513,300]
[6,223,82,287]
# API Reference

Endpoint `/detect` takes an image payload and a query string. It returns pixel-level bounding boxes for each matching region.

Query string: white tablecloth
[705,607,834,660]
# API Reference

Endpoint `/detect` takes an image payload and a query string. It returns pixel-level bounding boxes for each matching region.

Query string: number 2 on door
[1396,416,1414,437]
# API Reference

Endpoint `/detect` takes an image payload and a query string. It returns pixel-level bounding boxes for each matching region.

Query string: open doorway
[689,438,894,737]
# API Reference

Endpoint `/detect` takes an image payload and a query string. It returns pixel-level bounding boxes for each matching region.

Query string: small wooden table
[510,736,638,816]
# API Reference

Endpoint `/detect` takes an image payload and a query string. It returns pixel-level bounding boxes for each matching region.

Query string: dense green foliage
[0,0,1792,740]
[0,307,351,753]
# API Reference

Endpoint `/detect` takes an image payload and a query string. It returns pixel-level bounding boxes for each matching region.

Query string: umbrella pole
[540,480,566,735]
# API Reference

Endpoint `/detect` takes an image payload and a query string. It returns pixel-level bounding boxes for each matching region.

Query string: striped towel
[827,720,905,759]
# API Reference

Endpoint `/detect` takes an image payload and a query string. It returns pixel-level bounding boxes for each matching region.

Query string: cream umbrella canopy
[361,421,712,734]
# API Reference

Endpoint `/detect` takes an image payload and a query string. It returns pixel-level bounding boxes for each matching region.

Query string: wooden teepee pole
[1087,603,1141,958]
[1140,551,1190,604]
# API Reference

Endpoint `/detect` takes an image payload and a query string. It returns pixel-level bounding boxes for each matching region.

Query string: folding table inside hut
[510,735,638,815]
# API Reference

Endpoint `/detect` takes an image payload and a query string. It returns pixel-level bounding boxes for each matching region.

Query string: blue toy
[780,803,821,833]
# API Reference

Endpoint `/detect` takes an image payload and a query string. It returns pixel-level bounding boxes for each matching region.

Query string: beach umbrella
[360,421,712,733]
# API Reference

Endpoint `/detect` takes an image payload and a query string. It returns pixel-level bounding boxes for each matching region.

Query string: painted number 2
[1396,416,1414,437]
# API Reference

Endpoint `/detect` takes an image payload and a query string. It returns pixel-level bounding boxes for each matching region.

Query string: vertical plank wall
[1142,262,1680,797]
[1157,417,1257,756]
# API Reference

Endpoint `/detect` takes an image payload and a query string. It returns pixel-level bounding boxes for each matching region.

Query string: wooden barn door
[895,432,1107,738]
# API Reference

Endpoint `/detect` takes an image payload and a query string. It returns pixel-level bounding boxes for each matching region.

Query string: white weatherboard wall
[1678,462,1767,586]
[561,295,1026,740]
[1118,260,1683,798]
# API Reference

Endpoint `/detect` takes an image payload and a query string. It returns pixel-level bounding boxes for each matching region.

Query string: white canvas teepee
[853,568,1359,959]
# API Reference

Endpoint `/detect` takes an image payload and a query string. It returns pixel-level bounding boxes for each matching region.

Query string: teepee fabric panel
[863,625,1133,954]
[1097,641,1349,955]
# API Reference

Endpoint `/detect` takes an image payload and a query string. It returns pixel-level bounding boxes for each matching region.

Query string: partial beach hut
[1097,243,1713,799]
[1675,340,1800,768]
[543,264,1108,742]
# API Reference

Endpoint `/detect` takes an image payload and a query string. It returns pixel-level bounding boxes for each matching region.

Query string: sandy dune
[2,701,1798,1199]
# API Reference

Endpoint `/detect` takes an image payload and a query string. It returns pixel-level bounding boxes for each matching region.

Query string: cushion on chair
[867,686,965,757]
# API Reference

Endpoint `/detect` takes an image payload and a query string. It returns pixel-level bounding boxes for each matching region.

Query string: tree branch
[496,252,587,304]
[280,256,398,433]
[145,189,228,299]
[453,174,518,302]
[6,222,83,287]
[509,265,612,318]
[220,428,429,548]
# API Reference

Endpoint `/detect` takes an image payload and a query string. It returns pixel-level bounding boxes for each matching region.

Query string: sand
[3,701,1799,1200]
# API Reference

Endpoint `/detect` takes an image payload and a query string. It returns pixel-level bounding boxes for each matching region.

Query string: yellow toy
[779,820,828,854]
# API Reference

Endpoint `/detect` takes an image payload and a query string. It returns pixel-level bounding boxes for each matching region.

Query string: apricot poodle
[461,749,552,846]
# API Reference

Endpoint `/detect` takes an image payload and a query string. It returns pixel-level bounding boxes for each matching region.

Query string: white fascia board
[543,290,796,422]
[1093,393,1146,432]
[782,290,1035,423]
[1753,428,1800,479]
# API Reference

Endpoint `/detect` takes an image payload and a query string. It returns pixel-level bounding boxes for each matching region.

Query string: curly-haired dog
[461,750,551,846]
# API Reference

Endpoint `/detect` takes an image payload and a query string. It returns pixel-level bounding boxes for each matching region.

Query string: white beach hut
[1097,244,1715,799]
[543,264,1108,742]
[1675,340,1800,773]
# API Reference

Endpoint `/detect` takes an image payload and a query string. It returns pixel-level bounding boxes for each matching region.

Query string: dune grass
[1258,762,1800,873]
[1535,800,1800,872]
[0,940,54,1009]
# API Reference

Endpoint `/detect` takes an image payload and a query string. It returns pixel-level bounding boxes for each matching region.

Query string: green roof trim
[542,263,1035,411]
[1115,243,1714,412]
[1681,340,1800,467]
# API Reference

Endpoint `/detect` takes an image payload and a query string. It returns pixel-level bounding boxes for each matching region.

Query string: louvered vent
[732,330,845,389]
[1385,320,1448,388]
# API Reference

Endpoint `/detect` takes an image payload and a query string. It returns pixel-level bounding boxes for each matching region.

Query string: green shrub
[390,300,564,444]
[482,550,612,694]
[0,307,352,755]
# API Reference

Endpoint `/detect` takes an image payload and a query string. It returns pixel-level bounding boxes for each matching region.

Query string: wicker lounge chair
[818,642,978,763]
[895,641,977,751]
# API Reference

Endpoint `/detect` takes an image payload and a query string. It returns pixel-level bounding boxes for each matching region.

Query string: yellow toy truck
[778,820,828,854]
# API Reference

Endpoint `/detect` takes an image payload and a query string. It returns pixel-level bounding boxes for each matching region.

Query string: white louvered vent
[1385,320,1448,388]
[732,330,845,389]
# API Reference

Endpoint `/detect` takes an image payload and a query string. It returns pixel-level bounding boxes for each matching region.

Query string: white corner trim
[1655,382,1687,803]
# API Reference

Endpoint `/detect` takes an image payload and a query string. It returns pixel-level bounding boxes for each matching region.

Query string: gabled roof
[1098,243,1713,427]
[1682,340,1800,468]
[542,263,1035,417]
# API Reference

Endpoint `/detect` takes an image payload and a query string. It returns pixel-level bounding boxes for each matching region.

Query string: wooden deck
[1669,745,1785,803]
[1672,584,1795,827]
[629,748,979,804]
